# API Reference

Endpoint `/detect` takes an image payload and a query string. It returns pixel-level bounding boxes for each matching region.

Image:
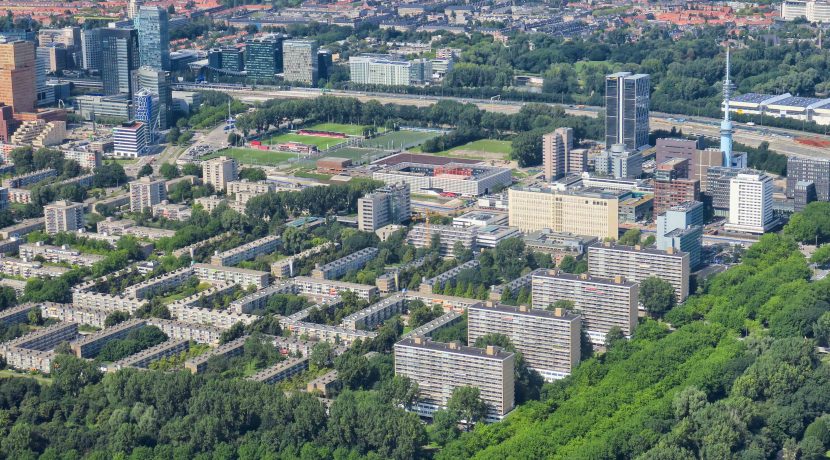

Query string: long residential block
[394,336,515,421]
[227,281,297,314]
[3,322,79,352]
[19,242,104,267]
[282,320,377,345]
[194,263,270,289]
[271,242,336,279]
[124,267,196,299]
[340,293,407,330]
[184,335,248,374]
[69,319,147,358]
[531,270,638,345]
[402,310,463,339]
[147,319,225,345]
[167,303,257,330]
[468,303,580,381]
[419,259,481,294]
[209,234,281,266]
[588,242,690,301]
[109,339,190,371]
[311,247,379,280]
[292,276,379,301]
[406,224,477,258]
[0,302,39,326]
[71,291,147,314]
[40,303,109,328]
[247,356,309,384]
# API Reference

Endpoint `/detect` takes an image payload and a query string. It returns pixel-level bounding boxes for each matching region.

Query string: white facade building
[725,172,774,234]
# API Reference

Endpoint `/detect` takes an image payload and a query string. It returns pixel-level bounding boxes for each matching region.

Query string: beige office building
[468,303,581,381]
[44,200,85,234]
[508,187,620,239]
[394,336,515,421]
[588,242,690,301]
[202,156,238,191]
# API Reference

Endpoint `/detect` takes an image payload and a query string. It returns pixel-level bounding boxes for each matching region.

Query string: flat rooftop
[469,302,581,321]
[395,336,514,360]
[373,153,481,167]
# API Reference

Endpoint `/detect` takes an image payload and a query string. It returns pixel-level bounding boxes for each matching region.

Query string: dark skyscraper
[137,6,170,70]
[787,157,830,202]
[605,72,650,151]
[245,34,283,79]
[100,28,139,98]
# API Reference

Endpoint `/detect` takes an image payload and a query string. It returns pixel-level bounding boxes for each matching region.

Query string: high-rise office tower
[786,157,830,202]
[542,127,574,181]
[605,72,650,151]
[318,49,332,80]
[100,28,140,98]
[283,39,318,85]
[34,47,54,106]
[80,29,101,73]
[135,66,171,129]
[0,38,36,113]
[245,34,284,79]
[137,6,170,70]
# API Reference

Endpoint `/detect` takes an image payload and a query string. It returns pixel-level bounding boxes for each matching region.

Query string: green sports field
[205,148,298,166]
[449,139,512,154]
[361,130,441,150]
[262,133,348,149]
[305,123,369,136]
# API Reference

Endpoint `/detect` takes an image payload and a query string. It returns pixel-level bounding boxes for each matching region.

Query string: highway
[173,83,830,160]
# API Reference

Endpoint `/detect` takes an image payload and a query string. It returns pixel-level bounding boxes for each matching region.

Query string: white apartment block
[44,200,85,234]
[202,156,238,191]
[588,242,690,302]
[113,121,148,157]
[725,172,774,234]
[357,183,411,231]
[406,224,477,257]
[531,270,638,345]
[129,177,167,212]
[292,276,379,301]
[782,0,830,22]
[394,336,515,421]
[468,303,581,381]
[193,263,270,289]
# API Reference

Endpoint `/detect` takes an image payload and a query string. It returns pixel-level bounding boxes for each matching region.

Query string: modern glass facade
[605,72,650,151]
[100,28,139,98]
[245,35,283,79]
[137,7,170,70]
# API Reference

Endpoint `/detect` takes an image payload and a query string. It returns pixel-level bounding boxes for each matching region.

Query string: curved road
[173,83,830,159]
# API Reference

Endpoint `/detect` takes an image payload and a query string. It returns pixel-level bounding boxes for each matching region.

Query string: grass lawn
[105,158,138,166]
[263,132,347,149]
[430,139,513,159]
[205,148,297,166]
[294,170,332,181]
[361,130,441,150]
[305,123,369,136]
[0,369,52,385]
